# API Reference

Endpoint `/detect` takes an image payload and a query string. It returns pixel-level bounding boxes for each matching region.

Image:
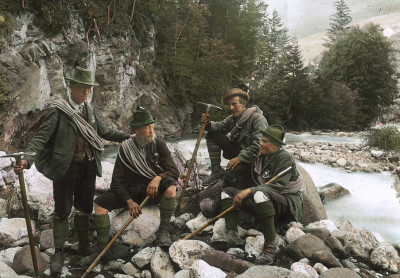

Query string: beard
[136,133,156,146]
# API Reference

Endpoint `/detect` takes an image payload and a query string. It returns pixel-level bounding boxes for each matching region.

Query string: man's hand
[126,199,142,218]
[226,157,240,170]
[200,113,210,125]
[233,189,251,207]
[147,176,162,199]
[13,160,28,175]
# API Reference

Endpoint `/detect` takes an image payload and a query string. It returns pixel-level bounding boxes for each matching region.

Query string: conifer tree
[325,0,352,45]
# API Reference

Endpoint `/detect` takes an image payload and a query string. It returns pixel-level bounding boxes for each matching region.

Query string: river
[103,132,400,244]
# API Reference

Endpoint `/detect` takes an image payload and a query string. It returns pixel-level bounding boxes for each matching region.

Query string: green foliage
[364,126,400,151]
[325,0,352,45]
[0,72,9,108]
[318,23,398,129]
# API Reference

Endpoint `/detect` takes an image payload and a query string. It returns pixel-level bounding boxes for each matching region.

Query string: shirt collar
[68,96,84,112]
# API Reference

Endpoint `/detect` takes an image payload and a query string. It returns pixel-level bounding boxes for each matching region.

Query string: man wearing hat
[200,88,268,187]
[13,66,131,274]
[79,107,179,266]
[216,125,304,265]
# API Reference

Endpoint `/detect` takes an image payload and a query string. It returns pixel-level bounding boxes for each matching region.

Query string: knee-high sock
[74,214,90,246]
[206,140,222,168]
[221,198,238,231]
[93,214,110,246]
[256,201,275,242]
[53,217,69,249]
[160,195,175,228]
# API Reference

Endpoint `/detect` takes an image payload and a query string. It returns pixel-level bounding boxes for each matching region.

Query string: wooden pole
[182,166,293,240]
[81,196,150,278]
[175,105,211,215]
[16,156,40,278]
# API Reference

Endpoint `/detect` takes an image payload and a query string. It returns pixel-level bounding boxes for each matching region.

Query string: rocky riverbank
[0,141,400,278]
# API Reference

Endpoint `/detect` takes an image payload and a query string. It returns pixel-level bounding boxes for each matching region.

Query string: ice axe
[175,102,223,215]
[182,166,293,240]
[81,196,150,278]
[0,151,39,277]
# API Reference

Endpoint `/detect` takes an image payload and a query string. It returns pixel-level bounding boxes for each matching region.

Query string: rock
[39,229,53,250]
[186,212,213,234]
[0,261,18,278]
[313,262,328,274]
[344,228,379,261]
[304,227,331,242]
[305,220,337,233]
[245,235,264,258]
[199,198,219,218]
[285,227,305,243]
[290,262,318,278]
[12,245,48,276]
[122,262,140,276]
[326,235,347,259]
[169,240,213,269]
[336,158,347,167]
[174,269,191,278]
[227,248,246,259]
[150,247,175,278]
[95,161,114,191]
[140,270,152,278]
[318,183,350,203]
[104,260,124,271]
[388,155,400,163]
[202,250,254,274]
[111,205,160,247]
[0,218,36,247]
[190,259,226,278]
[298,165,327,225]
[370,242,400,273]
[132,247,155,268]
[287,234,341,267]
[0,247,22,267]
[172,213,194,230]
[319,267,361,278]
[0,152,12,170]
[331,230,349,245]
[0,198,8,219]
[236,265,308,278]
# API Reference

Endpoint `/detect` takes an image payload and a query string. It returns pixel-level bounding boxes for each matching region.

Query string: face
[260,136,278,156]
[70,83,92,104]
[226,96,246,118]
[135,124,155,145]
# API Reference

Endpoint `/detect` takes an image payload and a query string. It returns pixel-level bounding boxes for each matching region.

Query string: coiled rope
[51,99,104,151]
[118,138,156,179]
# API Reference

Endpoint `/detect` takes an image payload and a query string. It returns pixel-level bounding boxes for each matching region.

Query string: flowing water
[103,132,400,244]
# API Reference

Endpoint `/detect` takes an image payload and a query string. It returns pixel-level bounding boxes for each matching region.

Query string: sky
[263,0,400,38]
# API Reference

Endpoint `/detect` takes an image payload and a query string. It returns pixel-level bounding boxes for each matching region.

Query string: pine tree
[325,0,352,45]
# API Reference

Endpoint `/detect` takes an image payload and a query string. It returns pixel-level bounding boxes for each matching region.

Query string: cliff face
[0,4,193,150]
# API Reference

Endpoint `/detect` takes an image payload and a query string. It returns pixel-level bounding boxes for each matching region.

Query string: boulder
[131,247,155,268]
[190,259,227,278]
[202,250,254,274]
[150,247,175,278]
[319,268,361,278]
[318,183,350,203]
[169,240,213,270]
[0,218,36,247]
[12,245,48,276]
[236,265,308,278]
[344,228,379,261]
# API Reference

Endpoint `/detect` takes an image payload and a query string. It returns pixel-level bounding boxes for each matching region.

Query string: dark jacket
[110,138,179,203]
[250,149,304,222]
[25,103,130,182]
[208,111,268,163]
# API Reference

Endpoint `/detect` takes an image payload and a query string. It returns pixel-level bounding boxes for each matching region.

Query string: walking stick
[1,152,39,277]
[183,166,293,240]
[175,102,222,215]
[81,196,150,278]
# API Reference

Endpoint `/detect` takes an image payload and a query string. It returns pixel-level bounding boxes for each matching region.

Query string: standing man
[79,107,179,266]
[13,66,131,274]
[218,125,304,265]
[201,88,268,187]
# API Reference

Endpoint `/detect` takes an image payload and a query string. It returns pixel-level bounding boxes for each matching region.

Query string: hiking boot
[77,242,91,256]
[79,244,105,267]
[156,226,173,248]
[254,241,277,265]
[50,248,64,274]
[203,166,225,186]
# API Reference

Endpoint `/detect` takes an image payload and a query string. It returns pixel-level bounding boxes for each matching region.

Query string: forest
[0,0,398,131]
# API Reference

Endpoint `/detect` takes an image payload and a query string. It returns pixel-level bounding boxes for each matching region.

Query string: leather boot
[203,166,225,186]
[156,223,173,248]
[254,241,277,265]
[79,243,106,267]
[50,248,64,274]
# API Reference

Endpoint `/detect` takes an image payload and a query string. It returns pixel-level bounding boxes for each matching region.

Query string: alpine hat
[65,66,99,86]
[130,107,156,127]
[261,125,286,145]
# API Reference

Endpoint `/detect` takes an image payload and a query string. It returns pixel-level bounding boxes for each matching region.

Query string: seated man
[201,88,268,187]
[218,125,304,265]
[80,107,179,266]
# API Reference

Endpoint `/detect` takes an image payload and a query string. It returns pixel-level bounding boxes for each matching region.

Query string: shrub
[363,125,400,151]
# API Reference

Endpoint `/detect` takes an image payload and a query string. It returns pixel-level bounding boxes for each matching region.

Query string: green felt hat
[65,66,99,86]
[261,125,286,145]
[130,107,156,127]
